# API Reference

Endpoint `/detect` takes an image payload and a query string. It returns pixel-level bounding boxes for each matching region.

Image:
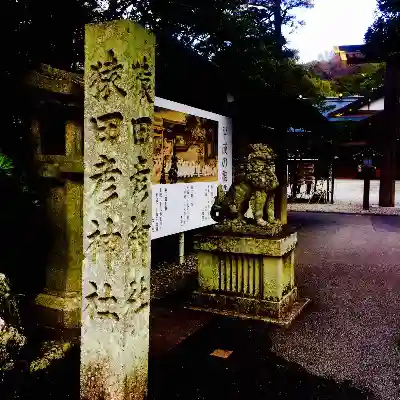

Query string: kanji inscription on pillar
[82,20,155,400]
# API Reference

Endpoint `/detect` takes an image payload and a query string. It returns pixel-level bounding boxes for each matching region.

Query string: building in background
[323,93,385,179]
[333,45,367,66]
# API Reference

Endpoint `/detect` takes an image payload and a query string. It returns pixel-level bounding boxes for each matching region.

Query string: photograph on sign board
[152,106,218,184]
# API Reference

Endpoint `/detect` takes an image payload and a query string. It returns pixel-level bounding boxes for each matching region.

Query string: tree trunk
[379,60,400,207]
[275,152,288,224]
[273,0,287,224]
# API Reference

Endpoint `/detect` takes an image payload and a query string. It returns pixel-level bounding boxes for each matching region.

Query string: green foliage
[365,0,400,60]
[99,1,320,111]
[305,55,357,81]
[2,0,325,161]
[0,0,330,299]
[309,77,337,97]
[3,0,315,72]
[3,0,326,165]
[333,63,386,96]
[306,55,385,97]
[0,154,13,176]
[4,0,316,100]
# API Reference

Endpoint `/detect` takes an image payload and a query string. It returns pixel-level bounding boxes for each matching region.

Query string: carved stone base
[212,218,283,237]
[188,230,309,326]
[190,286,298,317]
[34,291,81,336]
[187,292,310,327]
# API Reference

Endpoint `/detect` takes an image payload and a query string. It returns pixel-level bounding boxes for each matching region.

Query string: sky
[286,0,378,63]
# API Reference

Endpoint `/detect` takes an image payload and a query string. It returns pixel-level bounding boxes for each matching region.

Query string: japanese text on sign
[221,126,229,191]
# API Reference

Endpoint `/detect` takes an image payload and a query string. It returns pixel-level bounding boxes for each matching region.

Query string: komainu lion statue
[211,143,283,236]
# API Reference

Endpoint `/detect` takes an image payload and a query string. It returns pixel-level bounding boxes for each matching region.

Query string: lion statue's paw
[256,218,268,227]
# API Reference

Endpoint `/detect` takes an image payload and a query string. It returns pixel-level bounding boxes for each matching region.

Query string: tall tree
[2,0,321,182]
[365,0,400,60]
[0,0,325,290]
[334,63,385,96]
[365,0,400,207]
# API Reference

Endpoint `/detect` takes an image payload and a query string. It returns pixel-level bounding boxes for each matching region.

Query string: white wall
[360,97,384,111]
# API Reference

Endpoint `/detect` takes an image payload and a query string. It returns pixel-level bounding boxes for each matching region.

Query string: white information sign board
[151,97,232,239]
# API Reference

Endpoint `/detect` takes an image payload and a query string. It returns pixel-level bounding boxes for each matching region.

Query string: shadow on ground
[5,310,377,399]
[369,215,400,232]
[288,212,351,230]
[148,315,376,400]
[289,210,400,234]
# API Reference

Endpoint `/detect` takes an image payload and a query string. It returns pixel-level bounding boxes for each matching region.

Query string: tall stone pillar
[81,20,155,400]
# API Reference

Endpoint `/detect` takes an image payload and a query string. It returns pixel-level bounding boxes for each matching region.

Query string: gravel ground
[271,212,400,400]
[149,211,400,399]
[149,316,376,400]
[288,201,400,216]
[288,179,400,216]
[151,253,198,301]
[330,180,400,207]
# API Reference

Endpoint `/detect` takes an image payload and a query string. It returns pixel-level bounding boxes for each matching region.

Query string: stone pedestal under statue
[190,230,309,326]
[188,144,310,327]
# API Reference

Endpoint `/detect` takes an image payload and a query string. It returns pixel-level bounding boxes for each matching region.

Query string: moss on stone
[210,144,284,236]
[30,341,72,373]
[194,232,297,257]
[282,284,293,297]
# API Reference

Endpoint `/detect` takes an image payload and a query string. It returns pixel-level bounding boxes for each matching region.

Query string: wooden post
[326,167,330,204]
[363,168,371,210]
[331,163,335,204]
[178,232,185,265]
[275,152,288,225]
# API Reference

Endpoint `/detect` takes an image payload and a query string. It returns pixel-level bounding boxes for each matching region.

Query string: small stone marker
[81,20,155,400]
[210,349,233,359]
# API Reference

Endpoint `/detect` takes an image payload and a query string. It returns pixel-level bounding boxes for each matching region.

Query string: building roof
[335,45,365,53]
[333,44,382,64]
[322,96,364,117]
[288,94,382,133]
[156,35,228,115]
[333,45,367,64]
[328,115,372,122]
[25,35,229,116]
[323,88,385,120]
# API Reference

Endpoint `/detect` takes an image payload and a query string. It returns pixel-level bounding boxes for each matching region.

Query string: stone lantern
[25,64,84,338]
